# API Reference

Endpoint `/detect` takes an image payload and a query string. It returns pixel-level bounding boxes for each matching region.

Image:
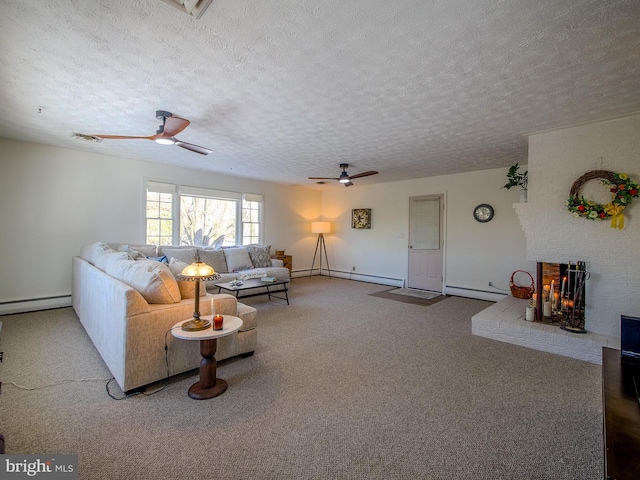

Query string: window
[144,181,263,247]
[146,181,176,246]
[242,194,263,245]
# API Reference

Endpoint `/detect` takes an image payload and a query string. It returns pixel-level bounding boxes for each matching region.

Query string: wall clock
[352,208,372,229]
[473,204,494,223]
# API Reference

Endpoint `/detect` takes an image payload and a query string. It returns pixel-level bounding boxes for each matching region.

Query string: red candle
[213,314,223,330]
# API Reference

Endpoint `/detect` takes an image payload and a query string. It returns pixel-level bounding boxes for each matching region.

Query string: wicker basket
[509,270,535,299]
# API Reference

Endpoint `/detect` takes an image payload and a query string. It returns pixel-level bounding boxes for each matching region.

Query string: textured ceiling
[1,0,639,187]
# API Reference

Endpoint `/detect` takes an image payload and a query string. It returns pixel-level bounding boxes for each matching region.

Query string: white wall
[519,114,640,337]
[0,137,532,312]
[318,168,533,298]
[0,138,320,311]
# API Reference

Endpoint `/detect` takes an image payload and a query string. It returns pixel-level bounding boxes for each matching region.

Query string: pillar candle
[526,307,535,321]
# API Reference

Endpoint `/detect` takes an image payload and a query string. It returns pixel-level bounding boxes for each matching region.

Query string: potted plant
[503,163,528,202]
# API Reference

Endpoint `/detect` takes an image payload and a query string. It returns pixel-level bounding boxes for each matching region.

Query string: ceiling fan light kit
[309,163,378,187]
[82,110,212,155]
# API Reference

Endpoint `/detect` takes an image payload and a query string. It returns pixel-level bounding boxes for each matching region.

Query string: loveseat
[71,241,286,392]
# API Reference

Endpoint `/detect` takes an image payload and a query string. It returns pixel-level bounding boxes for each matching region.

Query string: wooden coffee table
[215,278,290,305]
[171,315,242,400]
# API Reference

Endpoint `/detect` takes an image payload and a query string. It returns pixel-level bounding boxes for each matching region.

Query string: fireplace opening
[535,261,589,333]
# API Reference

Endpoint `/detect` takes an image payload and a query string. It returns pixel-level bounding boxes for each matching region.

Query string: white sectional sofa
[72,241,286,392]
[153,243,290,286]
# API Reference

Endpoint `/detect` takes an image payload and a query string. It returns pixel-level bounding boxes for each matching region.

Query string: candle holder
[213,314,224,331]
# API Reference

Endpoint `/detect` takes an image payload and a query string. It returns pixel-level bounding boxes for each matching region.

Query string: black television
[621,315,640,360]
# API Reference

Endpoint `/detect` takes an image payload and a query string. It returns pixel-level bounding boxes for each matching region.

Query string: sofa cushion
[168,257,207,299]
[80,242,112,265]
[224,247,253,272]
[106,259,181,304]
[247,244,272,268]
[157,246,197,265]
[199,248,228,273]
[237,302,257,330]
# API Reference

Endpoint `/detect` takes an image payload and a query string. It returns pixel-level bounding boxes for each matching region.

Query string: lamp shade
[178,261,217,279]
[311,221,331,234]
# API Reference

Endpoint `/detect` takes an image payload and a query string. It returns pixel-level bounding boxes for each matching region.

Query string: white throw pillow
[80,242,112,265]
[239,268,267,280]
[106,259,181,304]
[224,247,253,272]
[94,251,128,272]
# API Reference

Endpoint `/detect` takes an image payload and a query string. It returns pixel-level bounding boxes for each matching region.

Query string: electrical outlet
[352,266,356,272]
[488,281,493,287]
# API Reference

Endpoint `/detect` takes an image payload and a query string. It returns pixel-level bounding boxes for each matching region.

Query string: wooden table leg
[188,338,228,400]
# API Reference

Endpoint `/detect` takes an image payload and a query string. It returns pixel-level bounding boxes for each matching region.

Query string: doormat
[369,288,448,306]
[387,288,440,300]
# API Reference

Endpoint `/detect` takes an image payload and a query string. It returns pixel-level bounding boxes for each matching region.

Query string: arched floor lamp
[310,221,331,278]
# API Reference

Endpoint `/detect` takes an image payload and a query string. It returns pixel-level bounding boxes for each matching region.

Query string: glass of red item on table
[213,314,224,330]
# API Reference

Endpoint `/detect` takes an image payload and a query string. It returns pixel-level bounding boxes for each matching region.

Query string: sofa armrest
[270,258,284,268]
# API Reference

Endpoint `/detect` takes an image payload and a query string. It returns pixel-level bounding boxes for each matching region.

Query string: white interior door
[407,195,443,292]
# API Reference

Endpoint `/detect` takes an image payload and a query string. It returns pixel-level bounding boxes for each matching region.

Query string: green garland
[566,171,639,229]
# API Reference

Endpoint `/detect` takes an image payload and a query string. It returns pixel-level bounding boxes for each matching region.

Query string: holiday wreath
[566,170,639,229]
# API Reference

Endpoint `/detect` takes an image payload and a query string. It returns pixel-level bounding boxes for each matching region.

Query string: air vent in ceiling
[158,0,214,19]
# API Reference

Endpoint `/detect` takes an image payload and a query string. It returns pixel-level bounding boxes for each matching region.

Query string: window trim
[144,179,264,247]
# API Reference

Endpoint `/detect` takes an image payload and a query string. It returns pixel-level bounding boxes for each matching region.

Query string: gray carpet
[0,276,603,479]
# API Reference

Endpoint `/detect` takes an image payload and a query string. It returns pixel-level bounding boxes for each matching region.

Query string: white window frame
[144,179,264,247]
[242,193,264,245]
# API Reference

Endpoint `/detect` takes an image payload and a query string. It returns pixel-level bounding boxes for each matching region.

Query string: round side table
[171,315,242,400]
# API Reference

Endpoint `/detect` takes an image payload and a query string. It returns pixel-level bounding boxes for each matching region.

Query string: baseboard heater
[291,269,404,288]
[0,294,72,315]
[445,285,507,302]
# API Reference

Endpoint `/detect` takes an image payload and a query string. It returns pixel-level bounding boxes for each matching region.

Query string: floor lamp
[310,221,331,278]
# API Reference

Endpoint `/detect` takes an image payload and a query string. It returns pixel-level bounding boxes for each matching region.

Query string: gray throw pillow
[199,248,229,273]
[247,244,272,268]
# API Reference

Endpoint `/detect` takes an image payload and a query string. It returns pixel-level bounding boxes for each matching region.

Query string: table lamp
[310,221,331,278]
[177,255,220,331]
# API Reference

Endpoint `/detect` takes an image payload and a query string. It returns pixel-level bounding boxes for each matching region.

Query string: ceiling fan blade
[175,139,212,155]
[308,177,340,181]
[92,134,155,140]
[163,115,190,137]
[348,170,378,180]
[344,181,354,187]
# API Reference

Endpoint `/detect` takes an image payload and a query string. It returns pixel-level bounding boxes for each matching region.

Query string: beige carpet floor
[0,276,603,479]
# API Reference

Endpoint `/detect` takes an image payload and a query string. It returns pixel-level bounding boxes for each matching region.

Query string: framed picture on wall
[352,209,371,229]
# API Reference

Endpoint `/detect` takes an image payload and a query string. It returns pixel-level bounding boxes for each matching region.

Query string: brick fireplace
[472,114,640,364]
[472,259,618,364]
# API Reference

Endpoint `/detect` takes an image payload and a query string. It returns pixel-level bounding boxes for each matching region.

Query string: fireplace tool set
[560,261,589,333]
